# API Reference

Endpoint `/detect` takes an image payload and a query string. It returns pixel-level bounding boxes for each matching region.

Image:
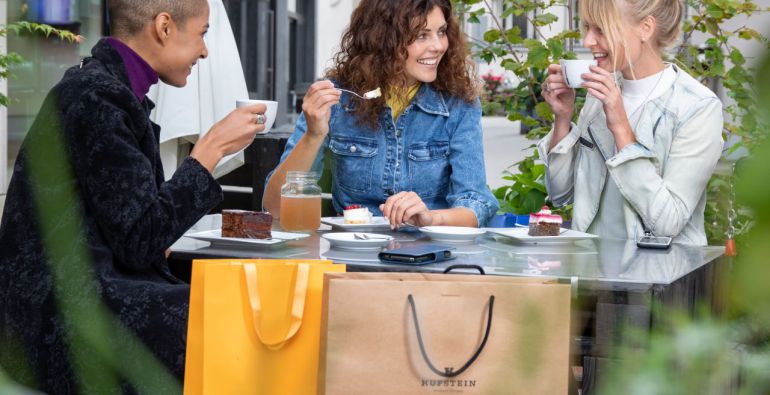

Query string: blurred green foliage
[732,47,770,329]
[597,50,770,394]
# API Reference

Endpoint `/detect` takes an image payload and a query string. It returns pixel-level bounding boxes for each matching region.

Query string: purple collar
[105,37,159,101]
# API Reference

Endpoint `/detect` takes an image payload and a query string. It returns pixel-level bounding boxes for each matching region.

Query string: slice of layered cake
[343,204,373,224]
[528,206,563,236]
[221,210,273,239]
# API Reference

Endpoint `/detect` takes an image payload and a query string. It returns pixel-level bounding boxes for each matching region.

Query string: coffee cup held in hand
[559,59,599,89]
[236,99,278,134]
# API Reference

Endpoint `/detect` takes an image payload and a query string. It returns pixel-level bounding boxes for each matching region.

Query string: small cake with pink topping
[528,206,563,236]
[343,204,373,224]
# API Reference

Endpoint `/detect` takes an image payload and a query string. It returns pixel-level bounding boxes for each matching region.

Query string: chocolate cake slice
[221,210,273,239]
[528,222,561,236]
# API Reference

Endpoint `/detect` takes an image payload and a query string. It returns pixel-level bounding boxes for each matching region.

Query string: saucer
[321,232,394,251]
[419,226,486,243]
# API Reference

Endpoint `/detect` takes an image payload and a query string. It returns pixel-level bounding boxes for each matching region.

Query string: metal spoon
[353,233,390,240]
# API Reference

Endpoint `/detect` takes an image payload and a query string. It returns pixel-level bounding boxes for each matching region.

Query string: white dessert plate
[419,226,486,243]
[487,227,597,244]
[321,216,391,231]
[184,229,310,247]
[321,232,393,251]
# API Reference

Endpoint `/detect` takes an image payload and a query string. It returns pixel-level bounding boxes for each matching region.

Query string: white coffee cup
[236,99,278,134]
[559,59,599,89]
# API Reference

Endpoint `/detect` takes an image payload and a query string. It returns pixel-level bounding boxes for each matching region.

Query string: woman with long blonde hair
[539,0,723,245]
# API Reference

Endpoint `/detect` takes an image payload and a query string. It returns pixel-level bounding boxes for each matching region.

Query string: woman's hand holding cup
[542,63,577,124]
[191,102,267,173]
[216,103,267,154]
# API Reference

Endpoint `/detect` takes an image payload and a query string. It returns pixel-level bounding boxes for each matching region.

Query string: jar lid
[286,171,318,181]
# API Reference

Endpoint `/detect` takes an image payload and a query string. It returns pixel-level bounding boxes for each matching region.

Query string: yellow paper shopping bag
[185,259,345,395]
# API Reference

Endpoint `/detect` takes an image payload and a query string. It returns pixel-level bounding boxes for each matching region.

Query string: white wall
[1,0,8,214]
[315,0,358,79]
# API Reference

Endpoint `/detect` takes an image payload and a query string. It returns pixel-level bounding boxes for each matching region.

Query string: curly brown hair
[327,0,478,128]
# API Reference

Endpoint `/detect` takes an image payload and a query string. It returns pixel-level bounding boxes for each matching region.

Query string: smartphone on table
[378,245,456,265]
[636,235,673,249]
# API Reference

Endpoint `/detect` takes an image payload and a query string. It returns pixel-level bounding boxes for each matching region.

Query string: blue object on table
[488,213,530,228]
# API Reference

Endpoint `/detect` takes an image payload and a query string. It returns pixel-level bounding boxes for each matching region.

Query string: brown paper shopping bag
[319,272,571,395]
[184,259,345,395]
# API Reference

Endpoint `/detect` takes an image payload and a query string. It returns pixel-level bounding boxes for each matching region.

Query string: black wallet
[378,245,456,265]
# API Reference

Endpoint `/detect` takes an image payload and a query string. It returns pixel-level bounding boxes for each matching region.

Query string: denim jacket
[537,66,723,245]
[269,83,499,226]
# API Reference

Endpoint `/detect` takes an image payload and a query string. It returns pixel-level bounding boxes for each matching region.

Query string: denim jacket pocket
[329,135,378,194]
[407,141,450,198]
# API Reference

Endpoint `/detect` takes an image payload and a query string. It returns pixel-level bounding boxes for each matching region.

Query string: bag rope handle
[443,264,485,275]
[243,263,310,350]
[407,294,494,378]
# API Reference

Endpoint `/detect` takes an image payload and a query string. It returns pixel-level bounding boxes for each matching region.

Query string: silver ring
[255,114,266,125]
[543,82,550,92]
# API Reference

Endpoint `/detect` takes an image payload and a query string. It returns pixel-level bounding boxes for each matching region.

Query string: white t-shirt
[588,65,677,239]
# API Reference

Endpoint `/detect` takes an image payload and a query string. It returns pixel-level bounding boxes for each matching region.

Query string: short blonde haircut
[580,0,683,77]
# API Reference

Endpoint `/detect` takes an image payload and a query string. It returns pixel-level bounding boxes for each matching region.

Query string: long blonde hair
[580,0,683,78]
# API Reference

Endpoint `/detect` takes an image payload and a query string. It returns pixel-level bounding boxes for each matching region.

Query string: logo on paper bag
[421,378,477,388]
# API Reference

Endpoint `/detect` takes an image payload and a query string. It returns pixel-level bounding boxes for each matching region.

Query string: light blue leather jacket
[537,66,723,245]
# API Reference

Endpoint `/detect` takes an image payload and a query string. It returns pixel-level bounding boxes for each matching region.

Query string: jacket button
[395,130,401,137]
[350,145,357,153]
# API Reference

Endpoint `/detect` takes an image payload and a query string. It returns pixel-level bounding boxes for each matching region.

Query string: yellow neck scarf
[386,84,421,120]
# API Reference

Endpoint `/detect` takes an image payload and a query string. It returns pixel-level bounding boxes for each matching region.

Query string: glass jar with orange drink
[280,171,322,231]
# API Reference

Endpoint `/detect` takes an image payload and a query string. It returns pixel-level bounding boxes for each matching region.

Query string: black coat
[0,39,222,393]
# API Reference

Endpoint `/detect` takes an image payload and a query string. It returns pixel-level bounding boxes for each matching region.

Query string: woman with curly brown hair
[264,0,498,228]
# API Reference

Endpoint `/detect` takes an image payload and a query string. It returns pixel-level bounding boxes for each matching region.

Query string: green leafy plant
[454,0,580,217]
[493,150,546,215]
[0,21,82,106]
[455,0,582,139]
[494,149,571,219]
